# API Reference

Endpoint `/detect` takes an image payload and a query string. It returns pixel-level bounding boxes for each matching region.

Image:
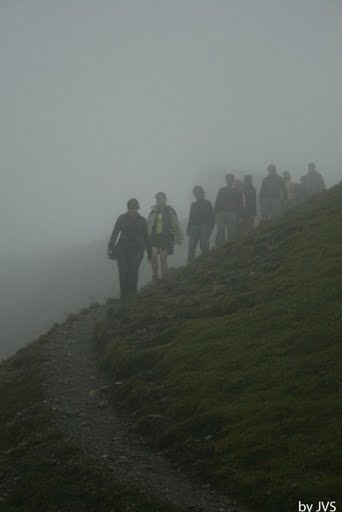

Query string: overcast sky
[1,0,341,253]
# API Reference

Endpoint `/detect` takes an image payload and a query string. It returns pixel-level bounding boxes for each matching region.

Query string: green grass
[0,332,183,512]
[97,185,342,511]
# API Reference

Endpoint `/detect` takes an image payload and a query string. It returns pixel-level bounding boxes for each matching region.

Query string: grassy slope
[0,331,182,512]
[98,185,342,511]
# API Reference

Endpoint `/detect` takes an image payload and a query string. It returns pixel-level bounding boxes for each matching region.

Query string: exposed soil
[41,306,249,512]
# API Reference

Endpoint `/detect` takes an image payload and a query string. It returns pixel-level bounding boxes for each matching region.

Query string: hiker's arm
[259,180,265,200]
[108,217,122,251]
[281,179,288,201]
[143,219,152,260]
[187,205,194,235]
[208,201,215,231]
[214,189,222,215]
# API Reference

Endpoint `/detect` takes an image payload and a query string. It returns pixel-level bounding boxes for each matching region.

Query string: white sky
[1,0,341,252]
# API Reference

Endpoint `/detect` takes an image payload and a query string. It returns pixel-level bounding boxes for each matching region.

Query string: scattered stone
[88,389,99,397]
[39,306,248,512]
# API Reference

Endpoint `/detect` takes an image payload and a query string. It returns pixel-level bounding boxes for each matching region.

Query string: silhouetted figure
[234,179,246,238]
[283,170,295,209]
[295,176,307,204]
[147,192,183,280]
[214,174,244,246]
[187,186,214,263]
[259,164,288,221]
[242,175,257,233]
[107,199,152,313]
[305,162,326,197]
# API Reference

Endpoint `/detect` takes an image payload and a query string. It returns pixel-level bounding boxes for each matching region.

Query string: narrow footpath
[41,307,249,512]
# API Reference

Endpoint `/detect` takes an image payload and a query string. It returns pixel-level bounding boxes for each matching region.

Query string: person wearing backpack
[107,198,152,313]
[147,192,183,281]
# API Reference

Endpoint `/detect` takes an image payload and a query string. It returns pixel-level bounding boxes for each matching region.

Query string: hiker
[107,199,152,312]
[234,179,246,238]
[147,192,183,280]
[295,176,307,204]
[282,170,295,209]
[305,162,326,197]
[259,164,288,221]
[242,175,257,233]
[186,186,215,263]
[214,173,244,246]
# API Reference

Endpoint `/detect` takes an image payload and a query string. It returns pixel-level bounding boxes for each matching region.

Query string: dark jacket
[108,213,152,258]
[259,174,288,200]
[243,185,257,217]
[187,199,215,234]
[305,170,326,197]
[214,187,244,214]
[295,182,307,204]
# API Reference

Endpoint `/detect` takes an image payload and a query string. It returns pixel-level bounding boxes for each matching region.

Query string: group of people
[107,162,326,311]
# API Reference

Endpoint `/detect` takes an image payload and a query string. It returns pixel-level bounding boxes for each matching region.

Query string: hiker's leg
[127,250,144,294]
[160,249,168,277]
[117,254,129,312]
[188,226,200,263]
[215,212,227,246]
[227,212,238,242]
[271,198,282,218]
[260,198,271,221]
[199,224,210,256]
[151,247,159,279]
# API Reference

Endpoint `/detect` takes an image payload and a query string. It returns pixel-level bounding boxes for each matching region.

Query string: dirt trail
[41,307,248,512]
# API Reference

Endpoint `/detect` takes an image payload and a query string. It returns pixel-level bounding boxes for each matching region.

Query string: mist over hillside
[0,241,110,358]
[0,232,189,359]
[1,167,339,360]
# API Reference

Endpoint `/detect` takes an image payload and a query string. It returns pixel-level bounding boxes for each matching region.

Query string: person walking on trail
[107,199,152,313]
[147,192,183,281]
[242,175,257,233]
[282,170,295,209]
[214,173,243,246]
[187,186,215,263]
[234,179,246,239]
[295,176,307,204]
[305,162,326,197]
[259,164,288,221]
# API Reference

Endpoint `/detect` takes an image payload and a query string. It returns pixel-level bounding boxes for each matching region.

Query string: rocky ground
[40,306,249,512]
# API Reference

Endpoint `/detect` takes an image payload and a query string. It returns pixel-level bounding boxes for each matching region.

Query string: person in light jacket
[147,192,183,281]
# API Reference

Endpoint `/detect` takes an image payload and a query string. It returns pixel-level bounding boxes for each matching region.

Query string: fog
[1,0,341,357]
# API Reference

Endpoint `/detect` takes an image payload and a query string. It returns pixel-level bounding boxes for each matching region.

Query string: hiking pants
[117,248,144,303]
[188,224,211,263]
[260,197,283,220]
[215,211,238,246]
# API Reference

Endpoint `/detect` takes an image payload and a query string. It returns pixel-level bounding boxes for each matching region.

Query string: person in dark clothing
[242,175,257,233]
[295,176,307,204]
[305,162,326,197]
[187,186,214,263]
[214,173,244,246]
[259,164,288,221]
[234,179,246,238]
[107,199,152,312]
[147,192,183,281]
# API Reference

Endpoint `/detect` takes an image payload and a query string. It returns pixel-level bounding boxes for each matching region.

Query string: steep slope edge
[97,185,342,511]
[0,327,185,512]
